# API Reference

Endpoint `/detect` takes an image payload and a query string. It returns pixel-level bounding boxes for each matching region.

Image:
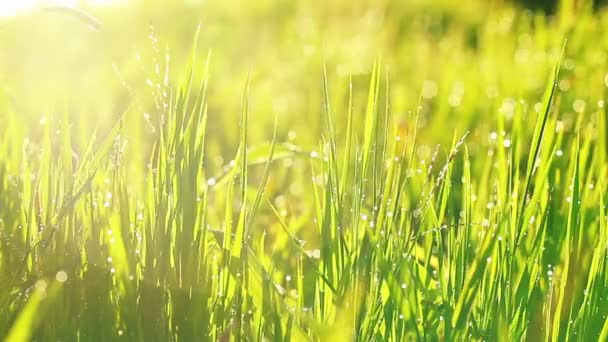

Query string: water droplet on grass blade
[573,99,586,113]
[56,271,68,283]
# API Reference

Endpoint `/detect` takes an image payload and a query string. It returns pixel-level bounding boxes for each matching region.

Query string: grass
[1,0,608,340]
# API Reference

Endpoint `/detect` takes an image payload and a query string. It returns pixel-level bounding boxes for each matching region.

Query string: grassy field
[1,0,608,340]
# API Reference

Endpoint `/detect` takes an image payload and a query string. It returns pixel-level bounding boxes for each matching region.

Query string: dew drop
[56,271,68,283]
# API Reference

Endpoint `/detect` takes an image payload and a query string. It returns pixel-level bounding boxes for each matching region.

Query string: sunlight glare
[0,0,121,18]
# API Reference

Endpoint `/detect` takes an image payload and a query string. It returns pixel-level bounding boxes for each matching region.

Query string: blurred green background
[2,0,604,166]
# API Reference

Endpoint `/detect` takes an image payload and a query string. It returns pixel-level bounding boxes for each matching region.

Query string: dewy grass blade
[5,280,62,342]
[515,43,565,247]
[361,60,381,180]
[231,74,250,259]
[551,133,580,341]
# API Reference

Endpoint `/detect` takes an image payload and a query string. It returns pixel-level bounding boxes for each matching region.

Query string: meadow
[1,0,607,340]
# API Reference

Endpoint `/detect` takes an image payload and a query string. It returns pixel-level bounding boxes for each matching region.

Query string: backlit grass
[1,0,608,340]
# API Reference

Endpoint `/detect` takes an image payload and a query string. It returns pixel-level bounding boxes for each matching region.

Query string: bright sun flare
[0,0,120,18]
